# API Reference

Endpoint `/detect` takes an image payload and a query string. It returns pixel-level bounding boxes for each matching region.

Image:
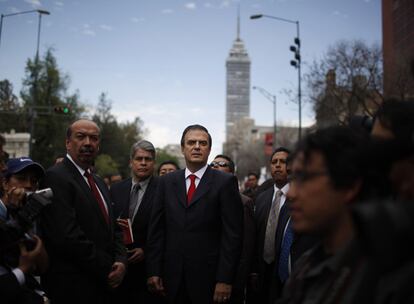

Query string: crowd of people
[1,97,414,304]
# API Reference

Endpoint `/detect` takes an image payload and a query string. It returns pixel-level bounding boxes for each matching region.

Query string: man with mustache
[250,147,293,303]
[39,119,127,304]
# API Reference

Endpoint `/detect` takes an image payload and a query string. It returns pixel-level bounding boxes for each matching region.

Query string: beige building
[1,129,30,158]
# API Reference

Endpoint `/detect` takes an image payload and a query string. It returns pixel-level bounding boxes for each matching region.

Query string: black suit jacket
[39,157,127,304]
[110,176,159,250]
[0,272,44,304]
[110,176,159,284]
[146,167,243,304]
[231,194,255,303]
[254,186,316,303]
[253,186,290,303]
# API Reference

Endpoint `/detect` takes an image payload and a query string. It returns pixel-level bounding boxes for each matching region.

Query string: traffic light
[289,37,301,68]
[54,105,70,114]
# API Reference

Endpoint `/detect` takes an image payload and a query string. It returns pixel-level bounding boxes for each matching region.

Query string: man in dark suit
[147,124,243,304]
[250,148,315,304]
[210,154,255,304]
[39,119,127,304]
[110,139,162,303]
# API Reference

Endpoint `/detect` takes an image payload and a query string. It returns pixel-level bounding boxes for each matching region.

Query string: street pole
[296,21,302,141]
[0,9,50,156]
[273,94,277,148]
[251,13,302,142]
[0,9,50,53]
[253,86,277,149]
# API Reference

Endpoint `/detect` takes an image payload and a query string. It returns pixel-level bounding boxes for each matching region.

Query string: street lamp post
[0,9,50,157]
[253,86,277,149]
[0,9,51,56]
[250,14,302,141]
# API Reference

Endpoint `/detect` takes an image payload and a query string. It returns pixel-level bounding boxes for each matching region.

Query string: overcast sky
[0,0,382,158]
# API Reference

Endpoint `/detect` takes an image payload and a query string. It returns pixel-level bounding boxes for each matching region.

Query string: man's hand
[127,248,144,264]
[213,282,232,303]
[6,186,26,209]
[147,276,166,296]
[18,235,44,274]
[107,262,126,289]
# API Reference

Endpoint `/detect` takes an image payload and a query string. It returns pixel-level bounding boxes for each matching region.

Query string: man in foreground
[40,119,126,304]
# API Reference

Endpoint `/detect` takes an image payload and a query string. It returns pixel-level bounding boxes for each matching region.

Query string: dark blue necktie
[278,219,294,282]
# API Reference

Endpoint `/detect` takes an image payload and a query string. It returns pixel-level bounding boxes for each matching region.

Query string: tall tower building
[225,11,251,141]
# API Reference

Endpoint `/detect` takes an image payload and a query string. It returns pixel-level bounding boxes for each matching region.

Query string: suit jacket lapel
[263,187,275,219]
[119,178,132,219]
[63,158,110,231]
[95,176,113,232]
[133,176,155,224]
[173,170,187,208]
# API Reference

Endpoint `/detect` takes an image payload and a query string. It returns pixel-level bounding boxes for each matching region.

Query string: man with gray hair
[110,139,162,303]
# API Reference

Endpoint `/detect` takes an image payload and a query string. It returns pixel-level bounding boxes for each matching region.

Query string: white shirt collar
[185,163,208,180]
[66,153,87,176]
[131,176,151,191]
[274,183,290,196]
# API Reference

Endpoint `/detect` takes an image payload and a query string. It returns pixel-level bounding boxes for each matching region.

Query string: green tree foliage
[92,93,143,178]
[94,154,119,178]
[0,79,23,132]
[20,48,85,167]
[155,148,180,170]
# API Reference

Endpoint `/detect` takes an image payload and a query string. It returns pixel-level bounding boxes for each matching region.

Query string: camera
[0,188,53,258]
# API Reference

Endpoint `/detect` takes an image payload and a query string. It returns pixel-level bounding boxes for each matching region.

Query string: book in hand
[119,218,134,245]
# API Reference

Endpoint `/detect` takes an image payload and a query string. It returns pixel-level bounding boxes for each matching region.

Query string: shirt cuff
[12,268,26,286]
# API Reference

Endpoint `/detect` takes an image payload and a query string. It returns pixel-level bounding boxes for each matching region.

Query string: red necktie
[187,174,197,204]
[84,170,110,225]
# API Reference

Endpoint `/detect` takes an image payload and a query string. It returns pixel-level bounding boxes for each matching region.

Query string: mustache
[80,146,95,153]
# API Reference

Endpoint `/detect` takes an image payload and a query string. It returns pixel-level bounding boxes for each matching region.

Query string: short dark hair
[157,160,180,175]
[66,119,100,139]
[180,124,212,148]
[270,147,291,162]
[214,154,235,173]
[297,126,366,191]
[247,172,259,179]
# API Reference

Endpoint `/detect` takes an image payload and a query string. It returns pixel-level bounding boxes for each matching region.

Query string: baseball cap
[4,157,45,178]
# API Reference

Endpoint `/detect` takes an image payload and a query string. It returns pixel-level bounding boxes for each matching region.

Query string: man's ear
[65,138,70,151]
[344,179,362,205]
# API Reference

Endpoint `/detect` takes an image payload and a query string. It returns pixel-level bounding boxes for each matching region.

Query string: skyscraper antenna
[237,4,240,41]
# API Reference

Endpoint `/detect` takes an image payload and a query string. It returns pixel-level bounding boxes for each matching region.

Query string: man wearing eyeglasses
[210,155,255,304]
[147,125,243,304]
[278,126,366,303]
[110,140,162,303]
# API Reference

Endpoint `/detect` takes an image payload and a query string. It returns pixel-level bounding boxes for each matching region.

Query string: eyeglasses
[288,171,328,183]
[209,161,229,168]
[133,156,154,162]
